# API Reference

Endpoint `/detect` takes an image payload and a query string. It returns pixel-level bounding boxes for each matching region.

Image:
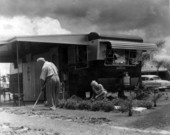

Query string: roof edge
[87,32,143,43]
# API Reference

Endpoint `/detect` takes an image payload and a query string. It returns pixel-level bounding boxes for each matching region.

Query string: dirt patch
[2,107,112,125]
[0,123,60,135]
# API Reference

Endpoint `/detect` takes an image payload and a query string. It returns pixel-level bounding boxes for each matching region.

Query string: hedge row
[58,98,153,112]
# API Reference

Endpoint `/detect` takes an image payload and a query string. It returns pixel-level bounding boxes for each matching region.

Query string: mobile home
[0,32,157,101]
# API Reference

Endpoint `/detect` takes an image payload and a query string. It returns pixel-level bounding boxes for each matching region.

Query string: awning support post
[16,42,21,106]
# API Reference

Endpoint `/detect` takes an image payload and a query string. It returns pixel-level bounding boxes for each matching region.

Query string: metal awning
[0,34,90,62]
[8,34,89,45]
[109,41,157,50]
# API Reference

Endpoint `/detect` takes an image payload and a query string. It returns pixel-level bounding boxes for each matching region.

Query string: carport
[0,34,90,105]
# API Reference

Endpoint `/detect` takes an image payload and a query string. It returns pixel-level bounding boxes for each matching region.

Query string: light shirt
[40,61,58,81]
[92,84,107,95]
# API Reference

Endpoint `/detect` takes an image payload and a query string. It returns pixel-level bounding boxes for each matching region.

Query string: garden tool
[32,86,45,111]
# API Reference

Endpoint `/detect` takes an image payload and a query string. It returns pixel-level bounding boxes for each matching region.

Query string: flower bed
[58,96,154,113]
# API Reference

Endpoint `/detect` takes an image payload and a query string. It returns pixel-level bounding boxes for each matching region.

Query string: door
[23,62,36,101]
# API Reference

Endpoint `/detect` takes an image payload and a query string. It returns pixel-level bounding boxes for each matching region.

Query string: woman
[91,80,107,101]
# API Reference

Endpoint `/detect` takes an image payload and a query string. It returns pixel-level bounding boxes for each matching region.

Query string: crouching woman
[91,80,107,101]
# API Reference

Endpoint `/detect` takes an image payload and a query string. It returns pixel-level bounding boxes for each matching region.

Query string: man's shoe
[44,101,48,107]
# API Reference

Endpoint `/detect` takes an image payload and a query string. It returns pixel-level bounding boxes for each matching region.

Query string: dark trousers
[46,75,60,107]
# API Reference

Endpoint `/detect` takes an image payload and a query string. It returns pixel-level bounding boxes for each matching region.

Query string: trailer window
[105,48,137,66]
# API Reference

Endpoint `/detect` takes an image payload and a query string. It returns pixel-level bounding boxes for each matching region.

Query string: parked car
[141,75,170,91]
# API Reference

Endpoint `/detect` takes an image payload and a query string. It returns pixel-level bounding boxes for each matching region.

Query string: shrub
[133,100,153,109]
[111,98,129,112]
[140,100,153,109]
[136,92,150,100]
[101,101,114,112]
[111,98,120,106]
[64,99,78,110]
[91,101,104,111]
[77,100,91,110]
[58,99,66,108]
[152,92,162,102]
[119,101,130,113]
[70,95,83,102]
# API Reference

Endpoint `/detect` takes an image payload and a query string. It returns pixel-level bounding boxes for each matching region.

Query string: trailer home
[0,32,157,101]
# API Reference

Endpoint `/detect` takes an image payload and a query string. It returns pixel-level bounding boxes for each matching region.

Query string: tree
[141,40,165,73]
[152,40,166,74]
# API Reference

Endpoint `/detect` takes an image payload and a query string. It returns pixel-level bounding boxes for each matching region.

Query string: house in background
[0,75,9,90]
[0,32,157,101]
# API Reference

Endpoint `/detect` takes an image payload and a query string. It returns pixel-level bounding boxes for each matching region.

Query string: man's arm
[40,66,47,91]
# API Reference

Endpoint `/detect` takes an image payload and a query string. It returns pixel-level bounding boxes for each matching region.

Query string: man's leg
[46,82,52,107]
[50,79,56,109]
[55,80,60,107]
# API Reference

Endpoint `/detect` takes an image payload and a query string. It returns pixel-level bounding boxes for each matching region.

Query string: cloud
[0,0,169,41]
[0,16,71,40]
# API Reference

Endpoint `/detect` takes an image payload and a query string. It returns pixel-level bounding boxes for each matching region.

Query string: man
[37,57,60,110]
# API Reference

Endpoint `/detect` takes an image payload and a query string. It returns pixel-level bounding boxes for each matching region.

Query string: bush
[111,98,129,112]
[111,98,120,106]
[140,100,153,109]
[58,99,66,108]
[152,92,162,102]
[136,92,150,100]
[64,99,78,110]
[77,100,91,110]
[70,95,83,102]
[91,101,104,111]
[133,100,153,109]
[101,101,114,112]
[59,96,153,113]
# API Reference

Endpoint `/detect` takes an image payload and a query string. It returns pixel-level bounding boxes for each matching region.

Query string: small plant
[91,101,104,111]
[112,98,125,106]
[142,101,153,109]
[136,91,150,100]
[70,95,83,102]
[152,91,162,107]
[119,102,129,113]
[64,99,78,110]
[112,98,129,113]
[133,100,153,109]
[101,101,114,112]
[77,100,91,110]
[58,99,66,108]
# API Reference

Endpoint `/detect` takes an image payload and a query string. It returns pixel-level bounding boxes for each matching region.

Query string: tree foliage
[141,40,166,70]
[152,40,166,73]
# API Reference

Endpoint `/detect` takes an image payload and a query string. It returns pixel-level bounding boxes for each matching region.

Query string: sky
[0,0,169,74]
[0,0,168,41]
[0,63,10,76]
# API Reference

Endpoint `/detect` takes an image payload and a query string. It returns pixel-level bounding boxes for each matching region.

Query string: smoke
[154,37,170,62]
[0,0,169,41]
